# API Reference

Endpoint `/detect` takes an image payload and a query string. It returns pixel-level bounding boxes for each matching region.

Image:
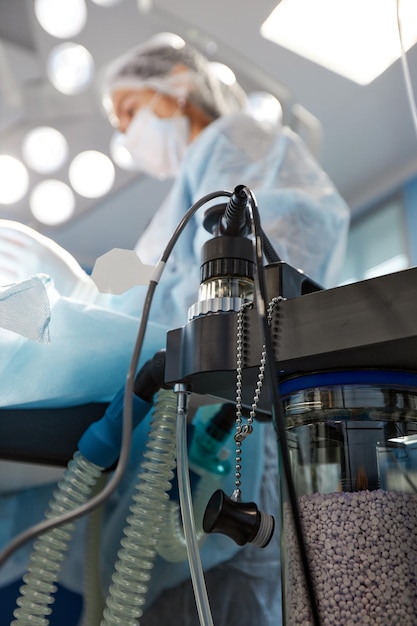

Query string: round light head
[34,0,87,39]
[22,126,69,174]
[0,156,29,204]
[30,180,75,225]
[69,150,115,198]
[47,43,94,95]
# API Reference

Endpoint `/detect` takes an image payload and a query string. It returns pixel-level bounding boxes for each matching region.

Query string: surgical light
[30,180,75,225]
[91,0,124,5]
[261,0,417,85]
[137,0,153,13]
[0,156,29,204]
[205,41,218,56]
[34,0,87,39]
[247,92,283,126]
[209,62,236,86]
[47,43,94,95]
[22,127,69,175]
[69,150,115,198]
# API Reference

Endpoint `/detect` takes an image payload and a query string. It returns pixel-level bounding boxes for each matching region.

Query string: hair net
[102,32,248,121]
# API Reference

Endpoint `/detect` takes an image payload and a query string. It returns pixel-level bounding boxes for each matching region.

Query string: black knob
[203,489,275,548]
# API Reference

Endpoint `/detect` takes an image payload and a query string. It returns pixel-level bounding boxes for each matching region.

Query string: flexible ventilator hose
[10,388,219,625]
[11,452,103,626]
[79,473,108,626]
[157,406,233,563]
[156,473,219,562]
[101,388,179,625]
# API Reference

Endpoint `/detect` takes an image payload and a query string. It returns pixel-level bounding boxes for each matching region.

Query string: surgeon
[0,33,350,626]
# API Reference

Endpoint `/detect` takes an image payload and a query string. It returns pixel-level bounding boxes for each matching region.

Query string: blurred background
[0,0,416,284]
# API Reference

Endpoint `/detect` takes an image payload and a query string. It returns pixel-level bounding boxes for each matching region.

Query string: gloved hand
[0,219,99,301]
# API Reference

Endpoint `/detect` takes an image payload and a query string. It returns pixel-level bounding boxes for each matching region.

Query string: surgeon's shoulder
[207,112,284,160]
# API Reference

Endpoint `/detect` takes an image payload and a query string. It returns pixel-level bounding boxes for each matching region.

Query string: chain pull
[233,296,284,494]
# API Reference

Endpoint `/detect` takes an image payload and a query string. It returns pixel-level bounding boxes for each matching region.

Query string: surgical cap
[102,32,248,121]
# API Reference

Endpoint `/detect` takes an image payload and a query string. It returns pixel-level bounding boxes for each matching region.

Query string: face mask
[123,106,190,179]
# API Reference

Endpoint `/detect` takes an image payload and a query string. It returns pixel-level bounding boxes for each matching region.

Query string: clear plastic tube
[156,472,220,562]
[175,387,214,626]
[11,452,103,626]
[100,389,178,626]
[157,406,232,563]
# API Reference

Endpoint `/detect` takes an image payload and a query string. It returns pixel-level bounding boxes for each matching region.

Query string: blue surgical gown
[0,112,350,625]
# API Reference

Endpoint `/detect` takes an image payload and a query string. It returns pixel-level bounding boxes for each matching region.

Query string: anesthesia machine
[1,186,417,626]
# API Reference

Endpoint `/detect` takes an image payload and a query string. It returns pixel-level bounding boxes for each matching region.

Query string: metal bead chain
[233,296,283,499]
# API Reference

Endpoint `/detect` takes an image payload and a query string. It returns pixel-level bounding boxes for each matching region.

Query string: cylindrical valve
[203,489,275,548]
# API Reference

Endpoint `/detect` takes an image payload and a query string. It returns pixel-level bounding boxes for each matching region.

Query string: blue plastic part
[77,386,152,468]
[189,420,232,476]
[279,370,417,396]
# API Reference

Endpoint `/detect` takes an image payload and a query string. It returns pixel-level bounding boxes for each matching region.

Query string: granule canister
[278,370,417,626]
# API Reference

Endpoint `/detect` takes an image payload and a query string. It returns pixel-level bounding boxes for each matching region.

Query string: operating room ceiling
[1,0,417,271]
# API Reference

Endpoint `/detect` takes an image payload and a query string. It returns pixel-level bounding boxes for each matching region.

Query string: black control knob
[203,489,275,548]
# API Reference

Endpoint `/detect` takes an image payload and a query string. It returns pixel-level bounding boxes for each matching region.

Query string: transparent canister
[278,370,417,626]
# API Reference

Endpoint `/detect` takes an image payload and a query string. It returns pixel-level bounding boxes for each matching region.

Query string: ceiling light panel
[261,0,417,85]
